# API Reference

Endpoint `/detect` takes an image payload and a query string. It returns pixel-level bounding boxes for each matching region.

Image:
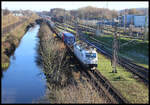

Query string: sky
[2,1,149,11]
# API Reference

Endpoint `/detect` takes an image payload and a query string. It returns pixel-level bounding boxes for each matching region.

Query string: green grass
[64,23,74,29]
[87,34,149,69]
[2,62,10,70]
[66,27,76,33]
[57,25,76,34]
[97,53,149,103]
[82,31,94,35]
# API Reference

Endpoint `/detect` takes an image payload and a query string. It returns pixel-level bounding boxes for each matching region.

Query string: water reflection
[1,25,48,103]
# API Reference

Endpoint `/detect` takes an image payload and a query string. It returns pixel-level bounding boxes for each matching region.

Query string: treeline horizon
[41,6,148,20]
[3,6,148,19]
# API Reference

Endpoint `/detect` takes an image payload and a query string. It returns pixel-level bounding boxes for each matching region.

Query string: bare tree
[36,23,73,88]
[2,8,10,16]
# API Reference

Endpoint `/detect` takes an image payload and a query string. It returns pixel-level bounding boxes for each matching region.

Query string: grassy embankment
[97,52,148,103]
[2,13,20,28]
[1,13,39,70]
[37,23,110,103]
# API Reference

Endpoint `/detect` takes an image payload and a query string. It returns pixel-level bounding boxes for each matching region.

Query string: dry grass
[1,13,39,70]
[46,79,108,104]
[2,13,20,28]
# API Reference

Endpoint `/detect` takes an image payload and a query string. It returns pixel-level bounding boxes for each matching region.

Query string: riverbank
[2,25,47,103]
[36,22,110,103]
[1,13,39,70]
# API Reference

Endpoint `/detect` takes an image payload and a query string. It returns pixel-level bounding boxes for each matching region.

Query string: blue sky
[2,1,149,11]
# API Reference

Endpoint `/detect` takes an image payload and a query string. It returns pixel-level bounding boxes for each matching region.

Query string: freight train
[47,19,98,69]
[51,16,64,23]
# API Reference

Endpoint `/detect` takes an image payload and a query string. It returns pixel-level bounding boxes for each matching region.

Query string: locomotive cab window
[86,53,96,58]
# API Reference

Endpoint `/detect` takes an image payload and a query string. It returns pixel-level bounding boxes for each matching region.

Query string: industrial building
[120,14,149,27]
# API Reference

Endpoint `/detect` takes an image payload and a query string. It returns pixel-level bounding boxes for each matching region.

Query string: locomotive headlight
[84,60,87,64]
[95,60,98,64]
[85,60,90,64]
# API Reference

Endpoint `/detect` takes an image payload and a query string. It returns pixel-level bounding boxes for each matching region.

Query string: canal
[1,25,48,103]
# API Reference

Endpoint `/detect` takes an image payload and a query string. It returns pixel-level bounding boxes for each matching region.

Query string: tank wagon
[73,41,98,69]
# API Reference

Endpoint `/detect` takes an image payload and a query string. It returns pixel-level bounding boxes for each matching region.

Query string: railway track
[66,21,144,37]
[64,21,144,39]
[46,22,129,103]
[54,21,149,85]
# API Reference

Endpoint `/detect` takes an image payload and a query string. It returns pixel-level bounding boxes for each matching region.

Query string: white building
[13,13,23,16]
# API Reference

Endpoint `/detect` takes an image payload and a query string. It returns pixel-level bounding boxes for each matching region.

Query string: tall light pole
[64,11,67,32]
[124,9,127,32]
[75,15,79,40]
[144,13,148,41]
[112,20,119,73]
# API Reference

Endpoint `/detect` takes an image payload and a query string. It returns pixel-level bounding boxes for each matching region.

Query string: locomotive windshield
[69,37,74,42]
[86,53,96,58]
[68,37,75,44]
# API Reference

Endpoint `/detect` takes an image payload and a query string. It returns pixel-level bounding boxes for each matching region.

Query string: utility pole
[64,12,66,32]
[112,20,119,73]
[124,9,127,32]
[86,12,88,32]
[106,2,108,33]
[144,15,148,41]
[129,17,133,37]
[75,15,79,40]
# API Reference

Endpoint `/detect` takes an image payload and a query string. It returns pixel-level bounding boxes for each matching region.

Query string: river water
[1,25,48,103]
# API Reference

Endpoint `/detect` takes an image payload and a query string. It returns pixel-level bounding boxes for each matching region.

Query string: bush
[36,23,73,88]
[3,9,10,16]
